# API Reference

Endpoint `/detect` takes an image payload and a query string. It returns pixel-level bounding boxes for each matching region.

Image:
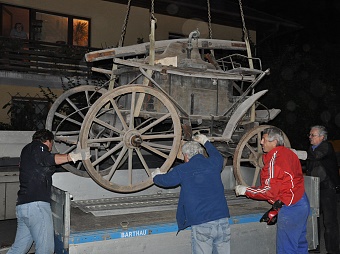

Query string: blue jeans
[7,201,54,254]
[191,217,230,254]
[276,193,310,254]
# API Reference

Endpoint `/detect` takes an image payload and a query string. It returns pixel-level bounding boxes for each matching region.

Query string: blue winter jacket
[153,142,230,231]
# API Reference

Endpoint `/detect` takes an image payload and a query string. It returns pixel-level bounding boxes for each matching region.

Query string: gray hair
[182,141,204,159]
[263,127,284,146]
[310,125,327,140]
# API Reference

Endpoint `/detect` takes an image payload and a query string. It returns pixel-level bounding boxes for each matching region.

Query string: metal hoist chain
[238,0,255,121]
[118,0,132,47]
[150,0,156,21]
[238,0,253,69]
[207,0,212,39]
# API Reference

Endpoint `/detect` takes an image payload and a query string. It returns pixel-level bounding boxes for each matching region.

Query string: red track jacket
[245,146,305,206]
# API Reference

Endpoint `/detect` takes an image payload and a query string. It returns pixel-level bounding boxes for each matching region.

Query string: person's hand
[235,185,247,196]
[151,168,165,178]
[260,208,278,225]
[290,148,307,160]
[69,143,91,163]
[193,134,209,145]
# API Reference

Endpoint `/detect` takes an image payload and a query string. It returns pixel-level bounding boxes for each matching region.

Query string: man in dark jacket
[7,129,90,254]
[306,125,340,254]
[152,134,230,254]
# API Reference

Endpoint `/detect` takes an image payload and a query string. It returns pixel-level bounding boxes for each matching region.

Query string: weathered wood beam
[85,39,246,62]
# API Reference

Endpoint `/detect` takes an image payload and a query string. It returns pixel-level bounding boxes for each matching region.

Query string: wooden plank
[112,58,257,81]
[85,39,247,62]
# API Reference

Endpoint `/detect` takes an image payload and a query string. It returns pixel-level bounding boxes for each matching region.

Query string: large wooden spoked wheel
[79,85,182,193]
[46,85,107,177]
[233,125,291,186]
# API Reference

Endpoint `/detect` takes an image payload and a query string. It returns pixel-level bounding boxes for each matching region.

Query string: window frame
[0,3,91,46]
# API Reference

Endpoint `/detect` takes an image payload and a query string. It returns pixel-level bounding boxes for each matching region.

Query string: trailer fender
[222,90,268,140]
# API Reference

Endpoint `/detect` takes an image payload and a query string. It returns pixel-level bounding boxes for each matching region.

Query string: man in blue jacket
[152,134,230,254]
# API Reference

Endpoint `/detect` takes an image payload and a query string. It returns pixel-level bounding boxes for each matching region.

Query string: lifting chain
[207,0,212,39]
[150,0,156,21]
[238,0,253,68]
[118,0,132,47]
[238,0,255,121]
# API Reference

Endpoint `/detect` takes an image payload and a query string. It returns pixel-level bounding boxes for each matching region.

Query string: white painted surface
[0,131,34,158]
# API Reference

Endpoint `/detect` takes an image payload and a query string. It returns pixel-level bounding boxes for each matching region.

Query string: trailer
[50,169,319,254]
[0,132,319,254]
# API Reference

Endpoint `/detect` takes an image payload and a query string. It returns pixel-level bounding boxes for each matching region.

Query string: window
[1,5,29,38]
[35,12,68,43]
[73,19,89,46]
[10,97,50,130]
[1,3,90,46]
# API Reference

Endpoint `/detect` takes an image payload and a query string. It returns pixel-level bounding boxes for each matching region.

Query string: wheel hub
[124,130,142,148]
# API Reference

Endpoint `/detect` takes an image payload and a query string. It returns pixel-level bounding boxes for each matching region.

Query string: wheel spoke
[141,133,176,140]
[128,91,136,129]
[128,148,133,185]
[106,146,128,180]
[240,158,255,163]
[66,97,86,119]
[245,142,257,156]
[92,141,124,167]
[135,148,151,176]
[93,117,124,135]
[87,136,122,144]
[141,142,169,158]
[55,112,83,126]
[257,132,262,152]
[139,113,171,134]
[109,98,128,130]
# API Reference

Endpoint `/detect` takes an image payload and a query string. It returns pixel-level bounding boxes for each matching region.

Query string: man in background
[306,125,340,254]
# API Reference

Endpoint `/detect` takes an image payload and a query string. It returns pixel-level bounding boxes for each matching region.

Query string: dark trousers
[320,187,340,254]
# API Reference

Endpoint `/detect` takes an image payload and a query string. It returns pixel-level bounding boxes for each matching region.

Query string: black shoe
[308,246,320,253]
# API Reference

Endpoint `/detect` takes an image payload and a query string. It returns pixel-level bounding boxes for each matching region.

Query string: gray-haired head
[263,127,284,146]
[310,125,327,140]
[182,141,204,160]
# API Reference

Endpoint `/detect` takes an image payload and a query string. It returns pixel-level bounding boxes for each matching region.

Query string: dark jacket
[153,142,230,231]
[17,140,56,205]
[306,141,340,189]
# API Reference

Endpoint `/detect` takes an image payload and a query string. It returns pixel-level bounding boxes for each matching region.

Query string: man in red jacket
[235,127,310,254]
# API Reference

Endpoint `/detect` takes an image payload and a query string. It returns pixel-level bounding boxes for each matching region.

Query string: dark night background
[242,0,340,149]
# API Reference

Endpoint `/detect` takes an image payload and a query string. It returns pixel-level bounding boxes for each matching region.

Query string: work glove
[290,148,307,160]
[151,168,165,178]
[193,134,209,145]
[260,200,283,225]
[235,185,247,196]
[69,143,91,163]
[260,208,278,225]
